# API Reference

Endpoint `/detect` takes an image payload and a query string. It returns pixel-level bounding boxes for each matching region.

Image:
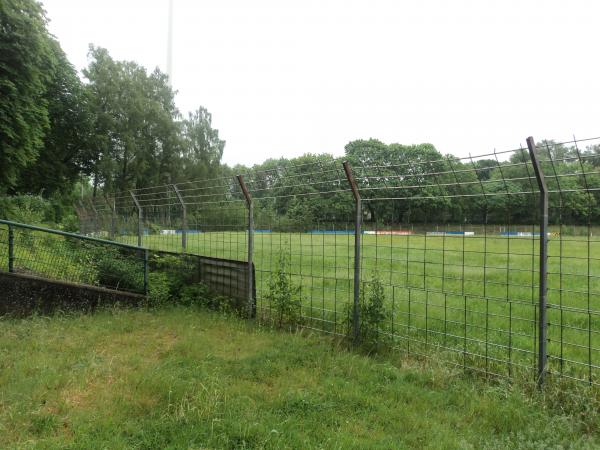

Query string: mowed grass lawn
[1,307,599,449]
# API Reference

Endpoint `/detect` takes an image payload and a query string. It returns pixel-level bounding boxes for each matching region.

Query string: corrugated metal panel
[152,251,255,314]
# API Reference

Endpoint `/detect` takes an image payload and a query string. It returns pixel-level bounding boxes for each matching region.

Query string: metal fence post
[526,136,549,387]
[143,248,149,295]
[236,175,255,318]
[130,191,143,247]
[171,184,187,252]
[77,200,88,234]
[105,195,116,240]
[343,161,362,344]
[8,225,14,273]
[88,198,99,235]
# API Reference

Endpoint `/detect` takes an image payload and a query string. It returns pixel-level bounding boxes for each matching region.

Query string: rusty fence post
[171,184,187,252]
[105,195,116,240]
[236,175,255,318]
[88,198,99,236]
[130,191,143,248]
[527,136,549,387]
[343,161,362,344]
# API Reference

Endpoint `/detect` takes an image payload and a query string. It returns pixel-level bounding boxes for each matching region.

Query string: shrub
[148,253,190,295]
[265,250,302,328]
[93,249,238,312]
[95,249,144,293]
[60,213,80,232]
[146,272,172,307]
[178,284,234,314]
[178,283,211,307]
[0,195,54,225]
[346,270,391,352]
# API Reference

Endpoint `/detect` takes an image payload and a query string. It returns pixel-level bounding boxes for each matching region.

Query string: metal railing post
[343,161,362,344]
[130,191,143,247]
[236,175,255,318]
[8,225,14,273]
[171,184,187,252]
[526,136,549,387]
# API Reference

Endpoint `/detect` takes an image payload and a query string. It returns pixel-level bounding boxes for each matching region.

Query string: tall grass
[0,307,598,449]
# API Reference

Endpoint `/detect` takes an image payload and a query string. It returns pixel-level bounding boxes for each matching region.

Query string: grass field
[1,307,599,449]
[2,222,598,384]
[124,231,600,385]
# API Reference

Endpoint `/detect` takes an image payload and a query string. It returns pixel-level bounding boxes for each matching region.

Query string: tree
[83,46,182,194]
[0,0,54,191]
[16,39,93,196]
[344,139,453,225]
[180,107,225,181]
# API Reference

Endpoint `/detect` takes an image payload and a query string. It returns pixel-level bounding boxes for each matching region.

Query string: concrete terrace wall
[0,272,144,316]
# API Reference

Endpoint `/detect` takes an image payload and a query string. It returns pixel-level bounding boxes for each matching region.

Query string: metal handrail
[0,219,144,250]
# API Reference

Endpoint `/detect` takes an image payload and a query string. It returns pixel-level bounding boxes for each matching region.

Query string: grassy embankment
[1,307,599,449]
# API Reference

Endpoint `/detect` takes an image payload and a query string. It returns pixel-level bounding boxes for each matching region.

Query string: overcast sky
[41,0,599,166]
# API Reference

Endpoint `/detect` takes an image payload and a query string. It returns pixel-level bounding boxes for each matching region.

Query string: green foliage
[95,249,143,292]
[177,284,232,314]
[83,47,225,195]
[0,0,52,190]
[147,252,234,312]
[346,271,391,352]
[83,46,181,193]
[15,40,93,197]
[265,250,302,328]
[1,3,226,206]
[0,0,93,195]
[247,154,353,230]
[238,138,600,228]
[0,194,55,224]
[146,272,172,307]
[178,283,211,307]
[60,212,80,233]
[10,240,231,311]
[359,271,391,349]
[149,253,188,292]
[181,107,225,181]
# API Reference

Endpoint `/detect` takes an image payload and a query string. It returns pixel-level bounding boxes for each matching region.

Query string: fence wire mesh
[77,136,600,386]
[0,220,147,295]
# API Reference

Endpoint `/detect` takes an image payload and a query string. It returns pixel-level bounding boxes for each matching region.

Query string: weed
[265,249,302,329]
[346,270,392,352]
[146,272,172,307]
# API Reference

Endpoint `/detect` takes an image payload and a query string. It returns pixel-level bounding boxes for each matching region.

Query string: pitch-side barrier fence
[77,136,600,387]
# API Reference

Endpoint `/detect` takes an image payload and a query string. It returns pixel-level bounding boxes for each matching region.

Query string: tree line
[234,139,600,228]
[2,0,599,229]
[0,0,224,223]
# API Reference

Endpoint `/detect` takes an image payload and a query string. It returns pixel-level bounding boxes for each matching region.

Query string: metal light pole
[167,0,174,87]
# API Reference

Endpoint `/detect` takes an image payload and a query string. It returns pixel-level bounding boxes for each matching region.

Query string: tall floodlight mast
[167,0,174,87]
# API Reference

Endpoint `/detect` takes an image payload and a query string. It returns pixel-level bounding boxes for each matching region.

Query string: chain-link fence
[77,136,600,387]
